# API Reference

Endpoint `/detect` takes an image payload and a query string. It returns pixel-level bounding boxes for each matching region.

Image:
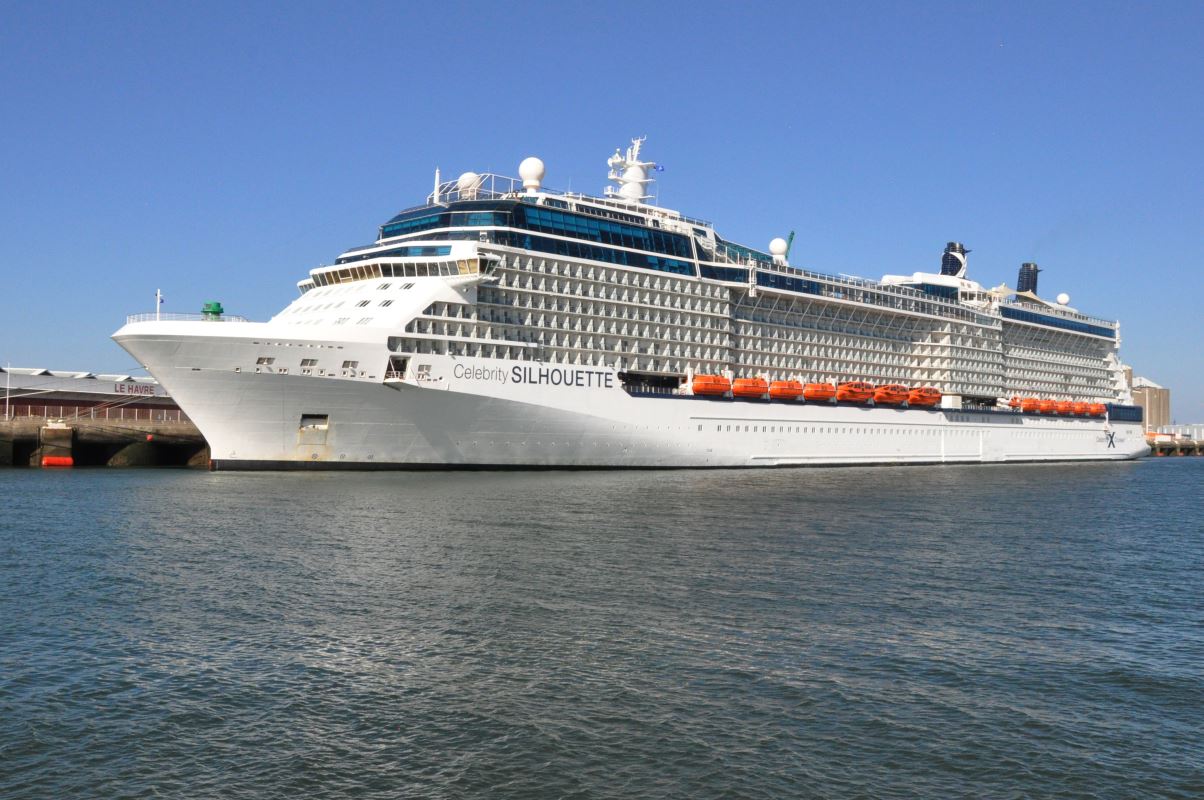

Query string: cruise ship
[113,139,1148,469]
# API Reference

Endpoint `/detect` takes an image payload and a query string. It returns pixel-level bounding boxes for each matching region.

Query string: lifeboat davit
[873,384,909,405]
[1021,397,1041,413]
[1072,401,1089,416]
[768,380,803,401]
[1088,403,1107,417]
[802,382,837,402]
[732,377,769,399]
[692,374,731,396]
[908,387,942,407]
[836,381,875,403]
[1054,400,1074,415]
[1038,399,1057,414]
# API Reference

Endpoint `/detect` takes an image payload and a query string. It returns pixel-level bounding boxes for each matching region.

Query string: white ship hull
[114,323,1148,469]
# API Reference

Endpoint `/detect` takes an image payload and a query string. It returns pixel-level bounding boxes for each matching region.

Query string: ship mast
[605,136,658,205]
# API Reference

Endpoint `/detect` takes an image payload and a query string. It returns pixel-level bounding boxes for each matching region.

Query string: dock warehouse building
[1,367,184,421]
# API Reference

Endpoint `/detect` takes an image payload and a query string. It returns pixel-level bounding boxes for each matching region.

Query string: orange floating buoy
[41,455,74,468]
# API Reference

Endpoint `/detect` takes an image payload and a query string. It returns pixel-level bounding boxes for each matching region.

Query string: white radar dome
[769,237,788,257]
[456,171,481,199]
[1056,293,1070,305]
[518,157,545,192]
[456,171,480,191]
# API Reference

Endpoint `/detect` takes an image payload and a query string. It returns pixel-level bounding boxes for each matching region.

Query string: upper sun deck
[298,241,493,292]
[379,173,715,241]
[998,301,1117,338]
[880,270,1117,333]
[309,139,1118,339]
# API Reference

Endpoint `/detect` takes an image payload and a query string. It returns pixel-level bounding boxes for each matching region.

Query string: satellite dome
[456,171,480,191]
[1056,293,1070,305]
[769,237,788,257]
[518,157,545,192]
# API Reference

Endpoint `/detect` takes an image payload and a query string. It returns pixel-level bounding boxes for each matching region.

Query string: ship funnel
[941,242,968,277]
[1017,262,1041,294]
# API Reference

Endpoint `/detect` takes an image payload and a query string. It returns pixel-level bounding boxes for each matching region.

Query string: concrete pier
[1147,438,1203,457]
[0,415,208,467]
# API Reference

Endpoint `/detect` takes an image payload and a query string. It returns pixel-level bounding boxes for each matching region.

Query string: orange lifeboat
[1008,396,1022,410]
[908,387,942,407]
[1072,401,1089,416]
[732,377,769,399]
[1088,403,1107,417]
[1038,399,1057,414]
[836,381,875,403]
[768,380,803,401]
[41,455,74,467]
[873,384,909,405]
[1020,397,1041,413]
[803,382,837,402]
[692,374,731,396]
[1054,400,1074,415]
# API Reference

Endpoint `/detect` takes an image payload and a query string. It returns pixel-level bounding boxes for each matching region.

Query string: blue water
[1,460,1201,798]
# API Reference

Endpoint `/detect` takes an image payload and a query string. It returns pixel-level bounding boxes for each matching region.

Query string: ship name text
[512,366,614,388]
[451,363,614,388]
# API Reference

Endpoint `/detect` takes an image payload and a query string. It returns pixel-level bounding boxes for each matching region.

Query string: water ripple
[1,460,1201,798]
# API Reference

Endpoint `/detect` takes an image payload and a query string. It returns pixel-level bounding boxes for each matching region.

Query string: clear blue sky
[2,1,1201,419]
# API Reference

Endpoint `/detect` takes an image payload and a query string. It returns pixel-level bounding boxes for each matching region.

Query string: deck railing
[124,313,250,324]
[4,406,190,422]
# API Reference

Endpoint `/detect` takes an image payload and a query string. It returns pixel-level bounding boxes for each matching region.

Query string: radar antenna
[605,136,657,205]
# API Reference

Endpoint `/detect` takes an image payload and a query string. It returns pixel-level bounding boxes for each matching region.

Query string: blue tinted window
[575,204,645,225]
[1000,306,1114,338]
[375,200,696,276]
[919,283,959,300]
[494,231,694,275]
[756,272,822,295]
[714,236,773,269]
[337,245,452,265]
[699,265,749,282]
[381,213,449,238]
[511,206,692,259]
[1106,404,1143,422]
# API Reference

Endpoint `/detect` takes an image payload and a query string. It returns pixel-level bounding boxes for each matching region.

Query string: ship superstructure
[114,139,1147,469]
